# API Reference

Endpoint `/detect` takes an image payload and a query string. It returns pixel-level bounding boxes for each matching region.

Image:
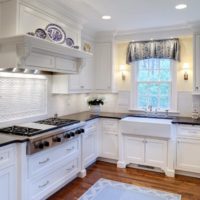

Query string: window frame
[130,59,177,112]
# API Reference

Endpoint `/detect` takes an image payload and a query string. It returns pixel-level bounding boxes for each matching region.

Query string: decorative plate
[35,28,47,39]
[45,24,66,44]
[66,38,74,47]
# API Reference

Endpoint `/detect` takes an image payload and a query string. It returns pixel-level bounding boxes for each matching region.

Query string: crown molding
[20,0,85,30]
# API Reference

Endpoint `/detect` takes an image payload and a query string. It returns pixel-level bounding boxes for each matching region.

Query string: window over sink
[131,58,177,112]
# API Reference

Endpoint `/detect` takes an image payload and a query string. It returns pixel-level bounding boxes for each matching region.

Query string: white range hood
[0,35,92,74]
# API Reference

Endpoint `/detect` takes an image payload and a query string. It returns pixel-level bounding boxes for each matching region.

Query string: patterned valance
[126,38,180,64]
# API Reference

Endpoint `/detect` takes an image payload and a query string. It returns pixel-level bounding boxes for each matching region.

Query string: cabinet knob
[196,86,199,91]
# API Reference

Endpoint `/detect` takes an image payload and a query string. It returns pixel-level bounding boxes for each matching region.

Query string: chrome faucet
[148,105,153,112]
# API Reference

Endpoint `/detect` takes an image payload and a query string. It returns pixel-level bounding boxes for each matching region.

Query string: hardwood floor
[48,161,200,200]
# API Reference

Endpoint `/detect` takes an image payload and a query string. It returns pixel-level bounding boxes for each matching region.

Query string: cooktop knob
[70,132,75,137]
[38,142,44,149]
[64,133,71,138]
[80,129,85,133]
[53,137,61,142]
[75,130,81,134]
[34,142,44,149]
[43,141,49,147]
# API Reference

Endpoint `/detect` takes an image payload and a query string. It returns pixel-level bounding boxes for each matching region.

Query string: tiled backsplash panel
[0,75,47,122]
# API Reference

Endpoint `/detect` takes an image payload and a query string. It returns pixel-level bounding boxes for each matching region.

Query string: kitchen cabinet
[124,136,144,164]
[177,139,200,173]
[0,144,16,200]
[193,34,200,94]
[176,125,200,173]
[83,120,98,168]
[95,43,114,92]
[52,57,94,94]
[101,119,119,159]
[69,57,94,93]
[0,166,15,200]
[124,136,167,168]
[26,137,81,200]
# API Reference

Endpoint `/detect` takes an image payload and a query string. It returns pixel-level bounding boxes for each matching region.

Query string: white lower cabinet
[176,125,200,174]
[27,137,81,200]
[124,137,144,164]
[176,139,200,173]
[83,120,98,168]
[101,119,119,159]
[0,144,16,200]
[0,166,15,200]
[124,136,167,169]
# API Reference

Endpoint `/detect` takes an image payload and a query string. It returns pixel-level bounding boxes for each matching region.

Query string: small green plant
[87,97,104,106]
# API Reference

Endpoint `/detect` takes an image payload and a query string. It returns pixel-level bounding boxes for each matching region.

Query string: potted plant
[87,96,105,113]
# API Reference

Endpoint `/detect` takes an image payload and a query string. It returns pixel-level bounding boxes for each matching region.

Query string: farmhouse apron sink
[120,117,172,139]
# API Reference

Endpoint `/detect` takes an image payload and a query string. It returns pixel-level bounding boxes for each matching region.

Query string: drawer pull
[66,146,75,151]
[66,165,75,172]
[38,158,50,165]
[38,181,49,188]
[0,156,4,160]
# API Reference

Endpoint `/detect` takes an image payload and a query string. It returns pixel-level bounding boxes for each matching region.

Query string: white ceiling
[47,0,200,33]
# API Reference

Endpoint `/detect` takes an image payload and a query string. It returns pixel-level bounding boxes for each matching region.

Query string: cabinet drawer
[29,157,79,200]
[102,119,118,133]
[177,125,200,139]
[0,145,15,168]
[28,138,79,177]
[85,121,97,132]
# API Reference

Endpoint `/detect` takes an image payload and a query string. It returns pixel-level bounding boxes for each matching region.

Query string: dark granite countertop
[61,111,200,126]
[172,117,200,125]
[0,111,200,148]
[0,133,28,148]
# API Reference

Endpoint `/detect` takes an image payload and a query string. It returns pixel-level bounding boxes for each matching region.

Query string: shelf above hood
[0,35,93,74]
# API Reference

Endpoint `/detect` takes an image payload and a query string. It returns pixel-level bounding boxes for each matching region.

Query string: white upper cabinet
[193,34,200,94]
[0,1,92,73]
[94,42,115,92]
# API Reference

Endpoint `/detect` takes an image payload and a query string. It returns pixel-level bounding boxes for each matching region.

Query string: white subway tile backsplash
[0,76,47,123]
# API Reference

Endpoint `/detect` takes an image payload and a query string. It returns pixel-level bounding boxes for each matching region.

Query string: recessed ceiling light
[102,15,111,20]
[175,4,187,10]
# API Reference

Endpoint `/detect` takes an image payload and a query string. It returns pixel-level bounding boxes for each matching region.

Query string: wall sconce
[120,65,126,81]
[183,63,189,80]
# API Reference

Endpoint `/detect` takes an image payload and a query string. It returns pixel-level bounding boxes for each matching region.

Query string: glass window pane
[138,96,148,108]
[160,96,169,109]
[149,96,158,108]
[160,70,171,81]
[138,83,148,96]
[160,59,170,70]
[149,70,159,81]
[160,83,170,95]
[138,70,148,81]
[149,84,159,96]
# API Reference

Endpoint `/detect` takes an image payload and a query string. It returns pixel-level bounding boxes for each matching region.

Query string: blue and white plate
[66,38,74,47]
[35,28,47,39]
[45,24,66,44]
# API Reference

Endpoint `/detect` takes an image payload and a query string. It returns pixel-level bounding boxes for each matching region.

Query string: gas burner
[0,126,41,136]
[36,118,79,126]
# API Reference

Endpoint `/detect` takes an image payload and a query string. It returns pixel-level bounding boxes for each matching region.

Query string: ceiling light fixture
[102,15,111,20]
[175,4,187,9]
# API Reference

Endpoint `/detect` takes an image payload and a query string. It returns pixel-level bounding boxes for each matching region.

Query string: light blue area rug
[79,179,181,200]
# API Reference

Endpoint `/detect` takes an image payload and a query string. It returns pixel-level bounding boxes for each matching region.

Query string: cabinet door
[69,74,81,91]
[194,34,200,92]
[102,132,118,159]
[177,139,200,173]
[83,127,97,168]
[95,43,112,91]
[145,139,167,168]
[0,166,15,200]
[124,136,145,164]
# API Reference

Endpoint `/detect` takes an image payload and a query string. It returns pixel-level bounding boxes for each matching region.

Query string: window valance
[126,38,180,64]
